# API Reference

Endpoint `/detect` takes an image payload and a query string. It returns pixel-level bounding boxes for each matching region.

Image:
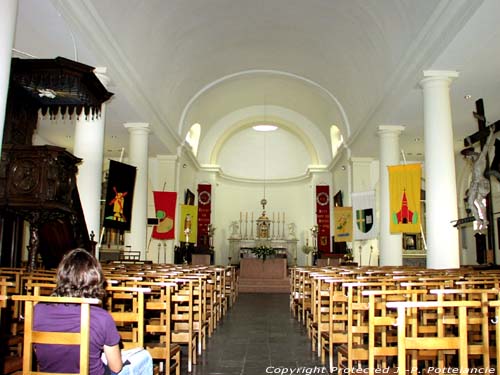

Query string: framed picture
[333,190,343,207]
[403,234,417,250]
[184,189,195,205]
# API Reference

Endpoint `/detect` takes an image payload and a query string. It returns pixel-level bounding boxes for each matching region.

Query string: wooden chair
[171,279,198,372]
[106,286,151,349]
[12,294,99,375]
[310,275,334,354]
[430,288,496,368]
[0,278,23,375]
[181,274,209,355]
[363,289,429,374]
[386,300,482,375]
[320,279,348,372]
[224,266,238,308]
[142,281,181,375]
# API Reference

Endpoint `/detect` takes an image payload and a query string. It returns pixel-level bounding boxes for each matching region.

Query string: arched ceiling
[13,0,500,180]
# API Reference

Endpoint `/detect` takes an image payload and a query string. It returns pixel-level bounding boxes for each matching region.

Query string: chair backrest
[106,285,151,349]
[12,294,99,375]
[386,300,482,374]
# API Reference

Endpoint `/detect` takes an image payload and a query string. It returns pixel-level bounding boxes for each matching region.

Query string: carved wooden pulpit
[0,57,113,270]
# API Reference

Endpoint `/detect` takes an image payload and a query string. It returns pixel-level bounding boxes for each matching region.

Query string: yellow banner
[388,163,421,233]
[179,205,198,243]
[334,206,353,242]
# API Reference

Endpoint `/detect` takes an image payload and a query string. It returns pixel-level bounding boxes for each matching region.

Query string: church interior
[3,1,500,374]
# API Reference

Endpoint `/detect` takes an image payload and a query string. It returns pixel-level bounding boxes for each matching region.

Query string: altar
[229,203,296,292]
[228,238,298,266]
[239,258,287,279]
[238,257,290,293]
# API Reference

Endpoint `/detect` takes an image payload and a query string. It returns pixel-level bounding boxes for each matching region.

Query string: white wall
[211,177,315,265]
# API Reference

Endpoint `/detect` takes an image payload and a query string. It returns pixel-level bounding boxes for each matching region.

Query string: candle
[240,212,242,221]
[278,212,280,222]
[246,212,248,221]
[251,212,254,221]
[283,212,285,222]
[273,212,275,221]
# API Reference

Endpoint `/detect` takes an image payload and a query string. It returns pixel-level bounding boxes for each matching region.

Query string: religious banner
[151,191,177,240]
[388,163,421,233]
[352,190,377,240]
[197,184,212,247]
[103,160,136,231]
[334,206,353,242]
[316,185,331,254]
[179,205,198,244]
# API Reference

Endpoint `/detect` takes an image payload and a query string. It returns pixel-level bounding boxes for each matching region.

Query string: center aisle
[185,293,325,375]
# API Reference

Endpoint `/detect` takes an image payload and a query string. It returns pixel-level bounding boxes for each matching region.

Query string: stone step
[238,277,290,293]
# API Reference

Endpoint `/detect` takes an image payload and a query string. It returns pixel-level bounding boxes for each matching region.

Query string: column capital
[420,70,459,88]
[377,125,405,136]
[124,122,150,134]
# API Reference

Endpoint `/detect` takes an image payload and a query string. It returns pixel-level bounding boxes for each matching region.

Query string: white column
[378,125,405,266]
[73,68,110,251]
[0,0,18,151]
[420,70,460,269]
[125,122,150,259]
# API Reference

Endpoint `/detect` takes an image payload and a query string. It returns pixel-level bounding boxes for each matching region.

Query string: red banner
[316,185,331,254]
[152,191,177,239]
[197,184,212,247]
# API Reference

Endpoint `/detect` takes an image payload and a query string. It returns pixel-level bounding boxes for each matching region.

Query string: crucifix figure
[462,127,496,230]
[462,98,500,264]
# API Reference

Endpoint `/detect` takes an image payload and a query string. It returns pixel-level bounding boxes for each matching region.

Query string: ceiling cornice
[199,164,328,185]
[51,0,181,154]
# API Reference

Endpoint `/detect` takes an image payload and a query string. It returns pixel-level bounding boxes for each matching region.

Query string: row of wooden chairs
[0,263,239,374]
[290,265,500,374]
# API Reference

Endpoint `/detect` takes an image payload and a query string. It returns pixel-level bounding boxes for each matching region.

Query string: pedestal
[238,258,290,293]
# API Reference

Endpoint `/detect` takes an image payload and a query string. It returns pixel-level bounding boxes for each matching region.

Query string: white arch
[197,105,331,167]
[177,69,352,140]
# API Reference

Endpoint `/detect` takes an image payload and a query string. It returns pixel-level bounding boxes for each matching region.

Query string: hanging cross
[463,98,498,264]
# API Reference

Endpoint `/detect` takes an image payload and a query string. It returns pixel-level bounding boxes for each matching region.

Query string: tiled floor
[182,293,325,375]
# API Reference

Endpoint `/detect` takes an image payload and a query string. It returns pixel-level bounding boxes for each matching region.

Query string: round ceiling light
[253,124,278,132]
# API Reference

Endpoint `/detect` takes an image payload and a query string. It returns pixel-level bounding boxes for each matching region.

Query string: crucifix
[463,98,500,264]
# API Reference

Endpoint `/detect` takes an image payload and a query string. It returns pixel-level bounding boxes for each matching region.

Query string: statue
[462,127,496,231]
[287,222,297,239]
[229,220,240,239]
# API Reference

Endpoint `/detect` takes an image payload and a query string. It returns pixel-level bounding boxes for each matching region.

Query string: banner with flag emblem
[334,206,353,242]
[103,160,136,231]
[388,163,421,233]
[152,191,177,240]
[352,190,377,240]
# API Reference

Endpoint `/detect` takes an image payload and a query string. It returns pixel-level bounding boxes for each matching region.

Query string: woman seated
[33,248,152,375]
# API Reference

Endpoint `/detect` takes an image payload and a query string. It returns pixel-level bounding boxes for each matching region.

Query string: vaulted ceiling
[12,0,500,180]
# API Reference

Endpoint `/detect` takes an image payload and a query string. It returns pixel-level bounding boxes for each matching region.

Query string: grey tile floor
[182,293,326,375]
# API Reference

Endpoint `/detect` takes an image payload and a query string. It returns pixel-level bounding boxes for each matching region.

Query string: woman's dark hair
[52,248,106,299]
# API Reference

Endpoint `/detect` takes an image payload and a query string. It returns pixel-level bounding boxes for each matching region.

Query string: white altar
[228,238,298,266]
[228,201,298,266]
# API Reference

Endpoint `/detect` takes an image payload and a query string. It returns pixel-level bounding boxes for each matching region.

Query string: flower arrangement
[251,246,276,260]
[301,244,316,255]
[343,248,354,262]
